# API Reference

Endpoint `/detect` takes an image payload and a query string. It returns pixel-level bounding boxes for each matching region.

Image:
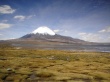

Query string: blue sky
[0,0,110,42]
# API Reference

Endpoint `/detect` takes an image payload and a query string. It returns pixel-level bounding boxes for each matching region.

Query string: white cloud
[2,20,8,22]
[99,29,106,33]
[0,23,12,30]
[27,15,36,19]
[0,37,16,40]
[0,34,3,35]
[53,29,68,34]
[64,30,68,33]
[8,38,15,40]
[108,37,110,41]
[78,32,86,35]
[99,27,110,33]
[53,29,60,33]
[0,5,15,14]
[14,15,26,21]
[78,33,103,42]
[14,15,35,21]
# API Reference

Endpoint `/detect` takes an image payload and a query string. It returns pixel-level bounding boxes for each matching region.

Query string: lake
[12,43,110,52]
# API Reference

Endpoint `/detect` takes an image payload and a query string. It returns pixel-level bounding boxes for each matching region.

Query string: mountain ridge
[18,26,87,44]
[19,33,87,44]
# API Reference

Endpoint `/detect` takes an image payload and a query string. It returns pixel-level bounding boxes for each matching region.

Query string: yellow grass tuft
[0,49,110,81]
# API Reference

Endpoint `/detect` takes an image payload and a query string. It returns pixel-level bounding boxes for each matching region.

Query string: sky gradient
[0,0,110,42]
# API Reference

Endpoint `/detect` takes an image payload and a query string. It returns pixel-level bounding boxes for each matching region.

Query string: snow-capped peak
[32,26,55,35]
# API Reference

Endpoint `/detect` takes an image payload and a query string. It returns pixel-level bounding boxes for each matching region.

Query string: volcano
[19,26,86,44]
[8,26,89,49]
[1,26,109,51]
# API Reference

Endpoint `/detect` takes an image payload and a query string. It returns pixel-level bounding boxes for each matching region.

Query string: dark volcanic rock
[20,33,86,44]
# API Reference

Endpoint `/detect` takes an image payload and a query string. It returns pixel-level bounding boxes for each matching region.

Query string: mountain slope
[20,33,86,44]
[19,26,87,44]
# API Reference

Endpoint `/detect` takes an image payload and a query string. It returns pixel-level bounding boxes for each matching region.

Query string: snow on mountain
[32,26,55,35]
